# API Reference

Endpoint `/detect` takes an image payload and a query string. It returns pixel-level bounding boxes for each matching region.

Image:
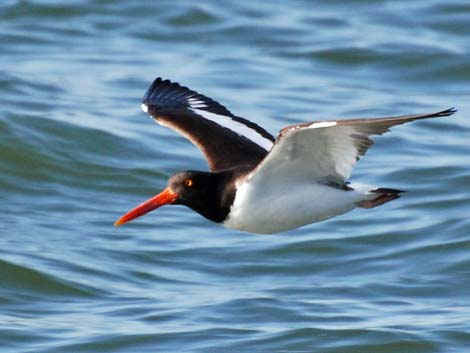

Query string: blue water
[1,1,469,352]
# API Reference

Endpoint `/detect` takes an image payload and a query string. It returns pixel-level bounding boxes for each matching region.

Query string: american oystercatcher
[114,78,455,234]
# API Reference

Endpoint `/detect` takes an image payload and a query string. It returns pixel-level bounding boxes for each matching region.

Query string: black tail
[356,188,404,209]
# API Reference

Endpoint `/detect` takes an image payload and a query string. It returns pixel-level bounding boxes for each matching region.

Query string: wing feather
[142,78,275,171]
[249,108,456,186]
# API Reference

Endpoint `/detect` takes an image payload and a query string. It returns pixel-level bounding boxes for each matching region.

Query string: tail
[356,188,404,209]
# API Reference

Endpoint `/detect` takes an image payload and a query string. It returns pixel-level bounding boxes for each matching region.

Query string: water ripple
[1,0,469,352]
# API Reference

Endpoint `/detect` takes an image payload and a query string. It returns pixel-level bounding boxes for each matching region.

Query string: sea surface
[1,1,469,352]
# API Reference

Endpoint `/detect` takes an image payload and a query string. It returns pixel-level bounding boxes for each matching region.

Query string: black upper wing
[142,78,275,172]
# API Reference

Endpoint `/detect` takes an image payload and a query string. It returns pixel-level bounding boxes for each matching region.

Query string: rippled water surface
[1,1,469,352]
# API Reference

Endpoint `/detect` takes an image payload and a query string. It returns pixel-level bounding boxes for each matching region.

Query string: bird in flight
[114,78,455,234]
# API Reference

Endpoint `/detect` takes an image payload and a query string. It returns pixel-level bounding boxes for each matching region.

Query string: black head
[115,170,236,226]
[167,171,213,204]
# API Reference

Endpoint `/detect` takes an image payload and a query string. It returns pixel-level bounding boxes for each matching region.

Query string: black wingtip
[412,107,457,121]
[435,107,457,117]
[142,77,189,108]
[141,77,235,117]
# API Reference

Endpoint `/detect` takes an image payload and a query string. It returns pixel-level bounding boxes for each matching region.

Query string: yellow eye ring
[184,179,193,188]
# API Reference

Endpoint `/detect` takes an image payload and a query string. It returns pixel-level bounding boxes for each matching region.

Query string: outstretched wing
[247,108,456,186]
[141,78,275,172]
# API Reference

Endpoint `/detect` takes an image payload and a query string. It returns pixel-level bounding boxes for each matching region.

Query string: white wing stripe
[190,108,273,151]
[307,121,337,129]
[187,98,208,108]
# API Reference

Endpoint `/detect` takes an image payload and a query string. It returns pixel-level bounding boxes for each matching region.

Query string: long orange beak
[114,187,178,226]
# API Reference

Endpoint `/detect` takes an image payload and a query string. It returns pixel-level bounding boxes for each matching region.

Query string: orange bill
[114,187,178,226]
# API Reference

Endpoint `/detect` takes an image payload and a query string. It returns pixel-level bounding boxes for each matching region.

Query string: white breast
[223,179,368,234]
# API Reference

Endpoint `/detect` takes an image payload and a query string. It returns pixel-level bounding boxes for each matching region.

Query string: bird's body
[225,179,368,234]
[115,78,455,234]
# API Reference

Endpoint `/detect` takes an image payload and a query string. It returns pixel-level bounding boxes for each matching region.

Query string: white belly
[224,180,367,234]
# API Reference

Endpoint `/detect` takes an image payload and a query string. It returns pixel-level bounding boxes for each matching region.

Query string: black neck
[178,166,252,223]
